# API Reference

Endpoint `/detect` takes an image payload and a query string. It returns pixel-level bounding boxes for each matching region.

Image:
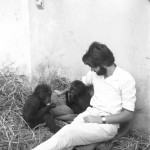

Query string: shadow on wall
[131,80,150,134]
[132,110,150,134]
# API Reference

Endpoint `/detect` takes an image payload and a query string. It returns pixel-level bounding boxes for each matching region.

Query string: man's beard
[96,66,107,75]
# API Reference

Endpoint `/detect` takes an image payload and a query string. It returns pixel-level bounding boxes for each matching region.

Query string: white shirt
[82,66,136,115]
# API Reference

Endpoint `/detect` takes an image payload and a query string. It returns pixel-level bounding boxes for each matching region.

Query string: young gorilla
[50,80,93,123]
[66,80,93,114]
[23,83,60,133]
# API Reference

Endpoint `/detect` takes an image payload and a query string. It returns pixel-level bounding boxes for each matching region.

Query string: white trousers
[32,107,119,150]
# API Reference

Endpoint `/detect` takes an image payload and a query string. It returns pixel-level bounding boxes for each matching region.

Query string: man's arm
[103,109,134,124]
[54,88,69,96]
[83,109,134,124]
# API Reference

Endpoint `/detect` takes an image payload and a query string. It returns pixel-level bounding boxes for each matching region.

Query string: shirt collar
[109,66,120,80]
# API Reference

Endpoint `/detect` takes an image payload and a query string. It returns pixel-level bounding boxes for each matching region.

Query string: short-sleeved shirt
[82,66,136,115]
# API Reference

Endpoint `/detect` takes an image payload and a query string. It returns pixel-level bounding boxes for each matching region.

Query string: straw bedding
[0,66,68,150]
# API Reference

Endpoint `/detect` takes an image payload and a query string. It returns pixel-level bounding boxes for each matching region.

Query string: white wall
[29,0,150,78]
[0,0,31,76]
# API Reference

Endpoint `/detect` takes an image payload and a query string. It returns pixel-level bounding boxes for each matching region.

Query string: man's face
[91,66,106,75]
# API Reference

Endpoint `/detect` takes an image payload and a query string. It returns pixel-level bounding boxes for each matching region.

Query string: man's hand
[54,88,69,97]
[83,115,102,124]
[54,90,63,96]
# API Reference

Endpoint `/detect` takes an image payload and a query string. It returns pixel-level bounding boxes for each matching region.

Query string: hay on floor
[110,128,150,150]
[0,66,69,150]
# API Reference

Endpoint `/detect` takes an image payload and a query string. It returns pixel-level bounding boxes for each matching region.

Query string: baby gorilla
[66,80,93,114]
[23,83,60,133]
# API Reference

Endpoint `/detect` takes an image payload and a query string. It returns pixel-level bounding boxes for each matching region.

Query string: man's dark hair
[82,41,115,67]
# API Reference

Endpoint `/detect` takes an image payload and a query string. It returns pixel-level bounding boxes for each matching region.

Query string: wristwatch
[101,116,106,124]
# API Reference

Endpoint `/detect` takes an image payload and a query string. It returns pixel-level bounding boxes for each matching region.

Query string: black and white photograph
[0,0,150,150]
